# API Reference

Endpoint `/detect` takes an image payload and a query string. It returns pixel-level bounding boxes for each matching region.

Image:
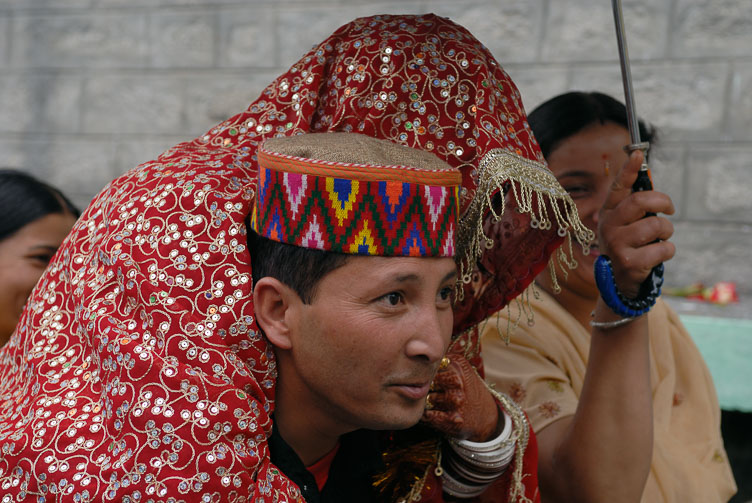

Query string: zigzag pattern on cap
[251,144,460,257]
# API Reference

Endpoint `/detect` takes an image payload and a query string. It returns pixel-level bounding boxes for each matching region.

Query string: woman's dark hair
[0,169,80,241]
[527,91,657,160]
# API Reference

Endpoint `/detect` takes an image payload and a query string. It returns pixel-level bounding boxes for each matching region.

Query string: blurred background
[0,0,750,499]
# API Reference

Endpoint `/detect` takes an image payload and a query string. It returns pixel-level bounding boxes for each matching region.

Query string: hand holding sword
[592,0,669,318]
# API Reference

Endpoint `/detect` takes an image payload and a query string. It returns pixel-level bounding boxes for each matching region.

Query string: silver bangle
[441,468,489,498]
[449,409,512,451]
[589,311,640,330]
[448,444,515,468]
[447,410,515,467]
[445,456,507,481]
[441,405,518,497]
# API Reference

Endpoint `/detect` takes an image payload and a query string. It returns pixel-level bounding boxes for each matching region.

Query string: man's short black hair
[247,228,348,304]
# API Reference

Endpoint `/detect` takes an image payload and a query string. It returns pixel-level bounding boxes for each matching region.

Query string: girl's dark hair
[527,91,657,160]
[0,169,80,241]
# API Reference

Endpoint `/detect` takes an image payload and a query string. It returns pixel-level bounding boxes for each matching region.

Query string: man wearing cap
[0,14,582,503]
[248,132,517,501]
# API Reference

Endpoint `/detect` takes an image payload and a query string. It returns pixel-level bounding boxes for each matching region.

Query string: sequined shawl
[0,14,587,502]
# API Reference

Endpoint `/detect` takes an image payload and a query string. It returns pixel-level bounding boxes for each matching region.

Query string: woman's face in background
[545,121,631,299]
[0,212,77,345]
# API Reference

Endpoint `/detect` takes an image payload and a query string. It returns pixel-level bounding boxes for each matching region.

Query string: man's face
[285,255,456,434]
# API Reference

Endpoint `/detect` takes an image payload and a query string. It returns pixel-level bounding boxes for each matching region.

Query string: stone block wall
[1,0,751,297]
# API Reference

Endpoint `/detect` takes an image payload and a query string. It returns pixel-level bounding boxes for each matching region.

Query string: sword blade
[612,0,642,147]
[611,0,664,294]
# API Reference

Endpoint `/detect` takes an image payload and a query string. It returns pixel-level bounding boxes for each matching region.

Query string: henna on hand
[422,349,500,442]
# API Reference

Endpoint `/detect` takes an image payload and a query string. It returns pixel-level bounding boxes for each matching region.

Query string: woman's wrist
[593,255,662,318]
[441,409,515,497]
[468,394,502,442]
[591,298,647,332]
[593,297,625,322]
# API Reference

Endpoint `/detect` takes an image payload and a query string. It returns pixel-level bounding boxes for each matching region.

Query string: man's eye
[439,287,453,302]
[384,292,403,306]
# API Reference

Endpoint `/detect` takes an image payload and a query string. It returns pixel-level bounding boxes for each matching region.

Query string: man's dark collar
[268,420,385,502]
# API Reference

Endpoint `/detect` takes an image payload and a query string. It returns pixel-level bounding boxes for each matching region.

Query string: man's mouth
[390,381,432,400]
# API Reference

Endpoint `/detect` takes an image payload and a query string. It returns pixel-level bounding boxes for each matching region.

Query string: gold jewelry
[425,394,433,410]
[439,356,451,370]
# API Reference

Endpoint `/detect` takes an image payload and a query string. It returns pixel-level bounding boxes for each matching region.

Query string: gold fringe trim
[456,149,594,296]
[486,385,535,503]
[456,149,594,341]
[496,284,538,345]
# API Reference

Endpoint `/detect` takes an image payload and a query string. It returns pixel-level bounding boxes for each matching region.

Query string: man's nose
[404,306,450,363]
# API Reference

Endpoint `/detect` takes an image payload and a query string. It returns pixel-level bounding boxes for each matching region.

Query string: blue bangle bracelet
[594,255,663,318]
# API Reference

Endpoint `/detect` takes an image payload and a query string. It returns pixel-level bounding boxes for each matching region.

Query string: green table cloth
[682,315,752,412]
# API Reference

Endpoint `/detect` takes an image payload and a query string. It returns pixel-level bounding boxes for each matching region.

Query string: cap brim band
[257,147,462,186]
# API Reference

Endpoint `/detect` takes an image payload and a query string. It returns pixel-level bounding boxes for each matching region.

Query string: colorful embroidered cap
[251,132,461,257]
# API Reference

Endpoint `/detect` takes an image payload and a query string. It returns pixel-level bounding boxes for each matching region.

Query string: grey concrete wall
[1,0,751,297]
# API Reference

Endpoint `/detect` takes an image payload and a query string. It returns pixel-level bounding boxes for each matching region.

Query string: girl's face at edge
[0,212,77,345]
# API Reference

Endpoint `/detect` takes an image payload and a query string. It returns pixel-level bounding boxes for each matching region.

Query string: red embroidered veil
[0,14,589,503]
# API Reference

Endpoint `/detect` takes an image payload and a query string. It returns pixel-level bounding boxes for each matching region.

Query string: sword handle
[622,143,664,305]
[632,169,653,194]
[624,141,653,196]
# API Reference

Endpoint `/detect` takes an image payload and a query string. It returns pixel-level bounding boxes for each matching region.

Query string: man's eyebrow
[392,270,457,284]
[393,273,420,283]
[442,270,458,283]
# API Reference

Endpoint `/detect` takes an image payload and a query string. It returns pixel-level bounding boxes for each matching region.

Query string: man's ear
[253,277,299,350]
